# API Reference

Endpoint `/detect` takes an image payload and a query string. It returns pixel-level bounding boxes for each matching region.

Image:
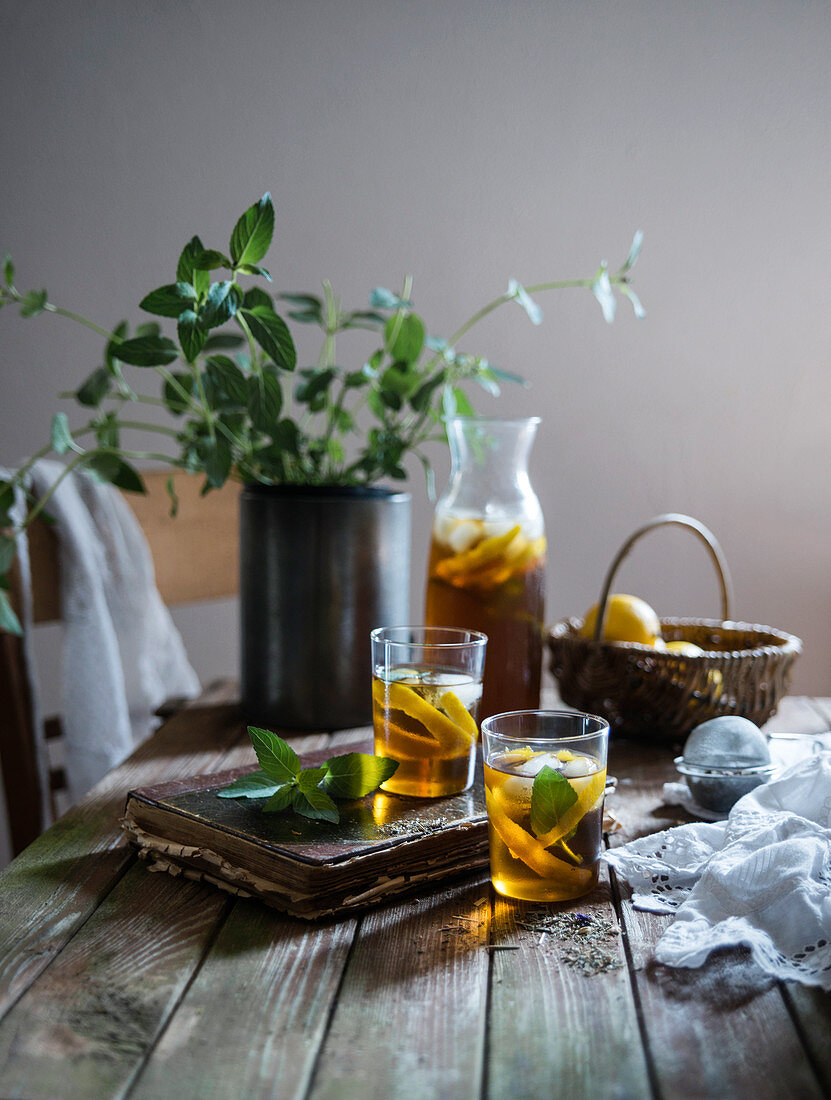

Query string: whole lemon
[664,640,705,657]
[579,594,662,645]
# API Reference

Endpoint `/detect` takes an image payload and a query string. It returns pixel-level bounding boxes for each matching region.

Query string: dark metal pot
[240,484,411,730]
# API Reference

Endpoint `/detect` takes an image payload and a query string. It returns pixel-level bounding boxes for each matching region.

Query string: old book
[122,742,489,919]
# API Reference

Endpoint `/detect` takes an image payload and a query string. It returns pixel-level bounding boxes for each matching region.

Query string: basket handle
[592,513,734,642]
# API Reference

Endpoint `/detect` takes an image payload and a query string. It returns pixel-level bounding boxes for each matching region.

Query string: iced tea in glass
[482,710,609,902]
[371,626,487,797]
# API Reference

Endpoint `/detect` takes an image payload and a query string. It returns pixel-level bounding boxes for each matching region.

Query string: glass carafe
[425,416,546,718]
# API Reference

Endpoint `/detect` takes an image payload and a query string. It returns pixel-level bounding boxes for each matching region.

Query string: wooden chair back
[0,470,241,855]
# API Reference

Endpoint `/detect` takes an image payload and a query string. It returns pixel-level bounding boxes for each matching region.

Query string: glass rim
[442,414,542,427]
[481,709,609,743]
[370,625,488,650]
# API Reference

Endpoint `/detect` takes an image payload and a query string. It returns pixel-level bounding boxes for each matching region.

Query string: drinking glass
[481,710,609,902]
[370,626,488,797]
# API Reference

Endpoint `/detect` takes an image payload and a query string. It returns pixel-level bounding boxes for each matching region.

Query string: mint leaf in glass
[530,765,578,838]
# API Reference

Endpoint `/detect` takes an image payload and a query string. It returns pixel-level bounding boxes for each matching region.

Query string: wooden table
[0,689,829,1099]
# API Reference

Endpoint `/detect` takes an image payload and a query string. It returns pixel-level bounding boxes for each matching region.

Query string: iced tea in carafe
[425,417,546,718]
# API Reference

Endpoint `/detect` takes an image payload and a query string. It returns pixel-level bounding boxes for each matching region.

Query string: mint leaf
[263,784,296,813]
[194,250,231,271]
[165,475,179,518]
[321,752,398,799]
[205,356,248,407]
[508,279,543,325]
[139,283,197,319]
[202,332,246,352]
[85,454,147,494]
[0,481,15,527]
[0,589,22,635]
[177,309,207,362]
[618,229,643,274]
[237,263,271,281]
[177,236,210,298]
[202,436,232,489]
[19,289,48,317]
[530,766,578,838]
[3,254,14,286]
[230,193,275,267]
[384,313,425,364]
[112,335,179,367]
[591,262,616,323]
[248,371,283,430]
[199,282,242,329]
[297,766,328,792]
[620,284,646,320]
[239,305,296,370]
[0,534,16,574]
[216,769,283,799]
[248,726,300,783]
[50,412,76,455]
[76,367,112,407]
[369,287,411,310]
[291,786,340,823]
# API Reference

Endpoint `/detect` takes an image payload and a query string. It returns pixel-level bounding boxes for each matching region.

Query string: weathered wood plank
[130,900,357,1100]
[0,728,332,1099]
[306,877,491,1100]
[486,870,651,1100]
[781,984,831,1086]
[606,720,825,1099]
[0,869,231,1099]
[614,902,823,1099]
[127,730,360,1100]
[764,696,831,1092]
[0,703,251,1021]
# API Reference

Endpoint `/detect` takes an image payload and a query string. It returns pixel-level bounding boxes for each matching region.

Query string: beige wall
[1,0,830,696]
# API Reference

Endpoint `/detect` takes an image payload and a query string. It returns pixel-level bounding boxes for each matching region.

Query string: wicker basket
[547,514,802,743]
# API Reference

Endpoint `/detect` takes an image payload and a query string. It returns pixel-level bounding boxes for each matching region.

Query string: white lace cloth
[603,752,831,989]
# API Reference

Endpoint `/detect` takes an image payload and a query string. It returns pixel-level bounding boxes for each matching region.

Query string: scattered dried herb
[517,909,622,975]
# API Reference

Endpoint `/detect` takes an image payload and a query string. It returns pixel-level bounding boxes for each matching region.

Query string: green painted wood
[486,871,651,1100]
[307,878,491,1100]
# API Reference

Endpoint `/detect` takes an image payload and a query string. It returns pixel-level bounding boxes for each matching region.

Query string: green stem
[114,420,180,437]
[23,453,88,526]
[41,303,121,343]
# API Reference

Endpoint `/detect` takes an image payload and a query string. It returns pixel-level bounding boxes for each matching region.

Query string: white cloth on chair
[13,460,201,809]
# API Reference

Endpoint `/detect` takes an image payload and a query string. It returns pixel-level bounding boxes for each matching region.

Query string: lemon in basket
[579,594,662,645]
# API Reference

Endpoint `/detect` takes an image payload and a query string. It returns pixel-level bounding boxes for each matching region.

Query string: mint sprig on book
[217,727,398,823]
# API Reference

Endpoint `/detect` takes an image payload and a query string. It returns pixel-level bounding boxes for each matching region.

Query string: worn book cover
[122,742,489,919]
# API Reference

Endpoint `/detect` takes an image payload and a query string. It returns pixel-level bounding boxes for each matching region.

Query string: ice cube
[561,756,597,779]
[509,751,564,777]
[481,520,517,539]
[445,680,482,711]
[447,519,482,553]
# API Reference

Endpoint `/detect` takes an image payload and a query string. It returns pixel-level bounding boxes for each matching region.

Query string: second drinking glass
[371,626,487,797]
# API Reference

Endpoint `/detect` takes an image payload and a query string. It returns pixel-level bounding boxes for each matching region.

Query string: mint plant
[0,192,644,634]
[217,726,398,822]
